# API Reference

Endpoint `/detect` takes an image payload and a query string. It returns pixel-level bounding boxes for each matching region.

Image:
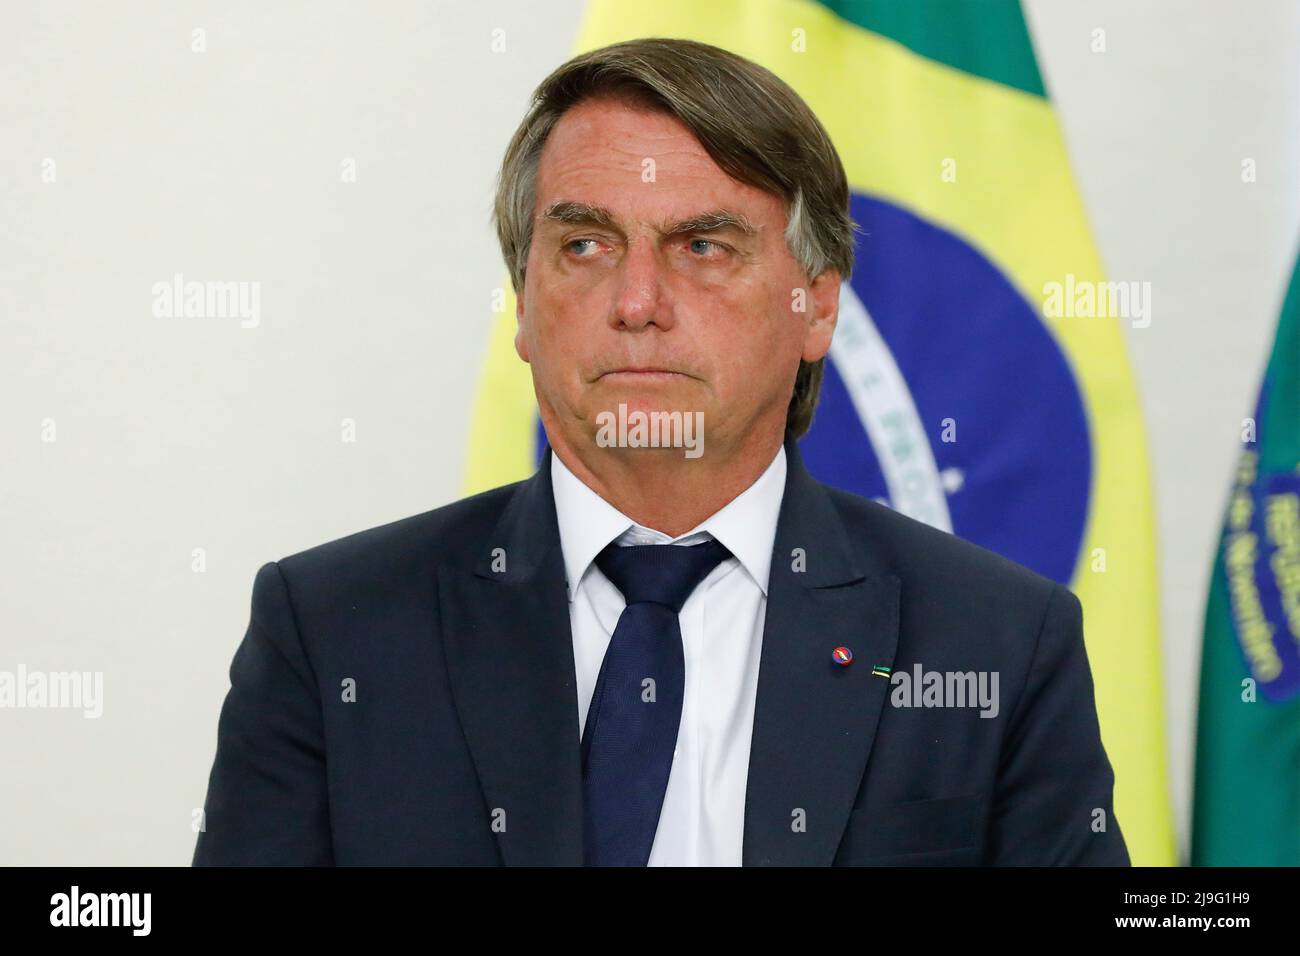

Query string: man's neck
[547,429,786,538]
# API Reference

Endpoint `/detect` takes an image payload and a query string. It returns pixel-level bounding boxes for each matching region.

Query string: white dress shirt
[550,445,787,866]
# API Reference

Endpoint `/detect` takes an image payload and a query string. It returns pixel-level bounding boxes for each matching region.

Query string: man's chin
[583,389,711,460]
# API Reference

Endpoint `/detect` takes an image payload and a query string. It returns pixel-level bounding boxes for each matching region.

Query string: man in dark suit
[194,37,1128,866]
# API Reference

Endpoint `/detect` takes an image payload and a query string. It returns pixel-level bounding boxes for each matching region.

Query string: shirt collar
[550,444,787,602]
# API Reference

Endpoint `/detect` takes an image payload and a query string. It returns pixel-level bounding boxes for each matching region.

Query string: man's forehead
[546,95,702,149]
[536,98,738,187]
[535,102,783,229]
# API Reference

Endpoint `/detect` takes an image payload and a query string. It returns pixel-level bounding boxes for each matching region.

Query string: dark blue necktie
[581,537,733,866]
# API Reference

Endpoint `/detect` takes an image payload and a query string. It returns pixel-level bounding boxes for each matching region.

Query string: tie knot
[594,538,733,612]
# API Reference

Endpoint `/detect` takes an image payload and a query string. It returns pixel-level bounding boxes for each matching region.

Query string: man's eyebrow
[539,201,758,238]
[540,201,617,229]
[659,209,759,238]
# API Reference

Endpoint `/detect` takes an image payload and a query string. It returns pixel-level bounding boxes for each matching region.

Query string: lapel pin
[832,646,853,666]
[871,665,891,678]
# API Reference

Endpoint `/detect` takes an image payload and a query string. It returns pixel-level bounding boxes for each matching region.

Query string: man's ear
[513,288,531,363]
[801,268,841,362]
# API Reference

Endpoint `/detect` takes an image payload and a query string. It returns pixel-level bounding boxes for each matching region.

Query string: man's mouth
[599,367,691,381]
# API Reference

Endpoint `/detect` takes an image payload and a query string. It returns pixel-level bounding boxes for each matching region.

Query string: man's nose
[610,239,674,332]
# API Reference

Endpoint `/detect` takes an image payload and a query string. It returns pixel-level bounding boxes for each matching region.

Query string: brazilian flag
[1193,246,1300,865]
[466,0,1175,865]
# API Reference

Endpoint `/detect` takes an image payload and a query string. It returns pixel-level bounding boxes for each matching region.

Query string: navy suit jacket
[193,433,1129,866]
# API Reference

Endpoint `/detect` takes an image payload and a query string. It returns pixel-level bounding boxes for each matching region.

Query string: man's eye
[688,238,724,256]
[565,239,599,256]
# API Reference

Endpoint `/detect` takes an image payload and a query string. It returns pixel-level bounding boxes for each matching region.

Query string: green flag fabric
[1193,244,1300,865]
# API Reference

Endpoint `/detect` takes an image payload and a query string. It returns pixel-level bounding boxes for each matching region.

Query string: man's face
[515,95,839,462]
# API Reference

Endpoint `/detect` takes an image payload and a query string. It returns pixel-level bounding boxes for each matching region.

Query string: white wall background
[1,0,1296,865]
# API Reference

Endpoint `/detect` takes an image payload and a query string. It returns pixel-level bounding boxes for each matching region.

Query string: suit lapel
[742,435,901,865]
[438,450,584,865]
